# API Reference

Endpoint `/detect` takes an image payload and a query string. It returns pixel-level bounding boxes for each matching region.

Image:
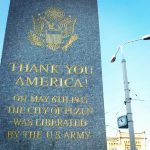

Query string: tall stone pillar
[0,0,107,149]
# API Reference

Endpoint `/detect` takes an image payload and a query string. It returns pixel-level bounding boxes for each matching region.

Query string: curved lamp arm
[110,34,150,63]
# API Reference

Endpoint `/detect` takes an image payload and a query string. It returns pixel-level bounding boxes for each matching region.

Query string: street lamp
[110,34,150,150]
[111,34,150,63]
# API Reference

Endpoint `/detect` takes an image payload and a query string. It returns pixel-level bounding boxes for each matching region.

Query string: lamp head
[141,34,150,40]
[110,56,116,63]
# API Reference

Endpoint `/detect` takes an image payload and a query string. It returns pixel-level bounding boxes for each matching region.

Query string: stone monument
[0,0,107,149]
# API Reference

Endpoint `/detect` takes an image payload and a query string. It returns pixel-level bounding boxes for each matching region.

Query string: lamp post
[110,34,150,150]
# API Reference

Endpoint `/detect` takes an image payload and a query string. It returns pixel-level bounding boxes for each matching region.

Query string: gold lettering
[64,78,73,87]
[51,96,68,103]
[9,63,16,72]
[15,76,25,86]
[27,77,38,86]
[74,79,84,87]
[13,118,33,126]
[7,131,19,139]
[39,64,49,73]
[74,66,84,75]
[64,107,93,115]
[43,107,49,114]
[9,63,30,72]
[65,65,93,75]
[9,63,60,74]
[71,96,88,104]
[29,64,39,72]
[30,95,49,103]
[13,95,27,102]
[23,131,42,139]
[51,65,59,74]
[35,119,87,127]
[64,131,90,140]
[50,78,58,87]
[65,65,74,75]
[40,77,49,87]
[46,131,53,139]
[15,77,87,88]
[55,131,61,140]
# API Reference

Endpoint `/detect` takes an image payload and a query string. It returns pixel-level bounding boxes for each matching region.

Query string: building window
[112,148,118,150]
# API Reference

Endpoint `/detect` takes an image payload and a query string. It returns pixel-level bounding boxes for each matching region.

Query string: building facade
[107,131,146,150]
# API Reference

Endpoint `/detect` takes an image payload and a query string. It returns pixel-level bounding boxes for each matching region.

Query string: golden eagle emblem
[28,8,78,51]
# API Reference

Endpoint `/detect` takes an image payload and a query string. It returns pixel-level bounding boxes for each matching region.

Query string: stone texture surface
[0,0,107,149]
